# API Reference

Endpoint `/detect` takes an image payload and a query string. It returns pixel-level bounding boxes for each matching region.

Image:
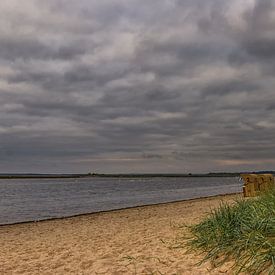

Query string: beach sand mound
[0,194,240,274]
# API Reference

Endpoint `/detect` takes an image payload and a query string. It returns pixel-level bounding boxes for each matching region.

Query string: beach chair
[257,174,268,192]
[241,174,274,197]
[263,174,274,190]
[241,174,258,197]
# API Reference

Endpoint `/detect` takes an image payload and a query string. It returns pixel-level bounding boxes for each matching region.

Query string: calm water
[0,177,241,225]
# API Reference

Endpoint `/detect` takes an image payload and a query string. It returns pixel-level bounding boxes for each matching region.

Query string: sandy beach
[0,193,241,274]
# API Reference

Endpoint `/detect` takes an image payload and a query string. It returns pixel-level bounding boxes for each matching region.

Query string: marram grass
[186,190,275,274]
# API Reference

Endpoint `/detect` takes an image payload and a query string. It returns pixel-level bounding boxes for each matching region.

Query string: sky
[0,0,275,174]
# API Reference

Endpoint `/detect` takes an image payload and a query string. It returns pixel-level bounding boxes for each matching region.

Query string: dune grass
[186,190,275,274]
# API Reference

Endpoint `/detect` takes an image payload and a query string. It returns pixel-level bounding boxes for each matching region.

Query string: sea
[0,177,242,225]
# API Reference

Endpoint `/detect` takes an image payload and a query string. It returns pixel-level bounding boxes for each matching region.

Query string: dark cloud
[0,36,86,61]
[202,80,259,96]
[1,0,275,173]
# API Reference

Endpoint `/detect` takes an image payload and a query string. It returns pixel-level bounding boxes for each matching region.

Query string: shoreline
[0,193,242,274]
[0,192,242,227]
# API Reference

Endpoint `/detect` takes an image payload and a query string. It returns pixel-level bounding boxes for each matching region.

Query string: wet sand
[0,193,241,274]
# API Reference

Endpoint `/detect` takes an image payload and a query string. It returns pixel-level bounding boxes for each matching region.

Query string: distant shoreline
[1,171,274,179]
[0,172,244,179]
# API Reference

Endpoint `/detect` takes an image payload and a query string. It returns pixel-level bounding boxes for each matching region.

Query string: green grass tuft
[186,190,275,274]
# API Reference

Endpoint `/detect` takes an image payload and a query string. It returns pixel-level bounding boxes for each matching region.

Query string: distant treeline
[89,173,241,178]
[1,171,274,179]
[0,174,87,179]
[88,171,275,178]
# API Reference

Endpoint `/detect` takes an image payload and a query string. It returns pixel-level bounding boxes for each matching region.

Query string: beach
[0,193,241,274]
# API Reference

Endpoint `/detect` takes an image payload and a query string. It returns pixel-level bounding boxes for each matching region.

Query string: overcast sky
[0,0,275,173]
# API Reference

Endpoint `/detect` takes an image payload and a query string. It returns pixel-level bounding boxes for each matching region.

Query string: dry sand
[0,193,242,274]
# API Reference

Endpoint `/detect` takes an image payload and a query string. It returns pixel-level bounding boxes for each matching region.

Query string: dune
[0,193,241,274]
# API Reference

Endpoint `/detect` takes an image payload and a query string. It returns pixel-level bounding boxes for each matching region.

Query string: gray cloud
[242,0,275,58]
[1,0,275,173]
[0,36,86,61]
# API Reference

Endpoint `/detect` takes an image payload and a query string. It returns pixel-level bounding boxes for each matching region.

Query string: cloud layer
[1,0,275,173]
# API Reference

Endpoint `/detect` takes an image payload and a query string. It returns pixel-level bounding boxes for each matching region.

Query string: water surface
[0,177,241,225]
